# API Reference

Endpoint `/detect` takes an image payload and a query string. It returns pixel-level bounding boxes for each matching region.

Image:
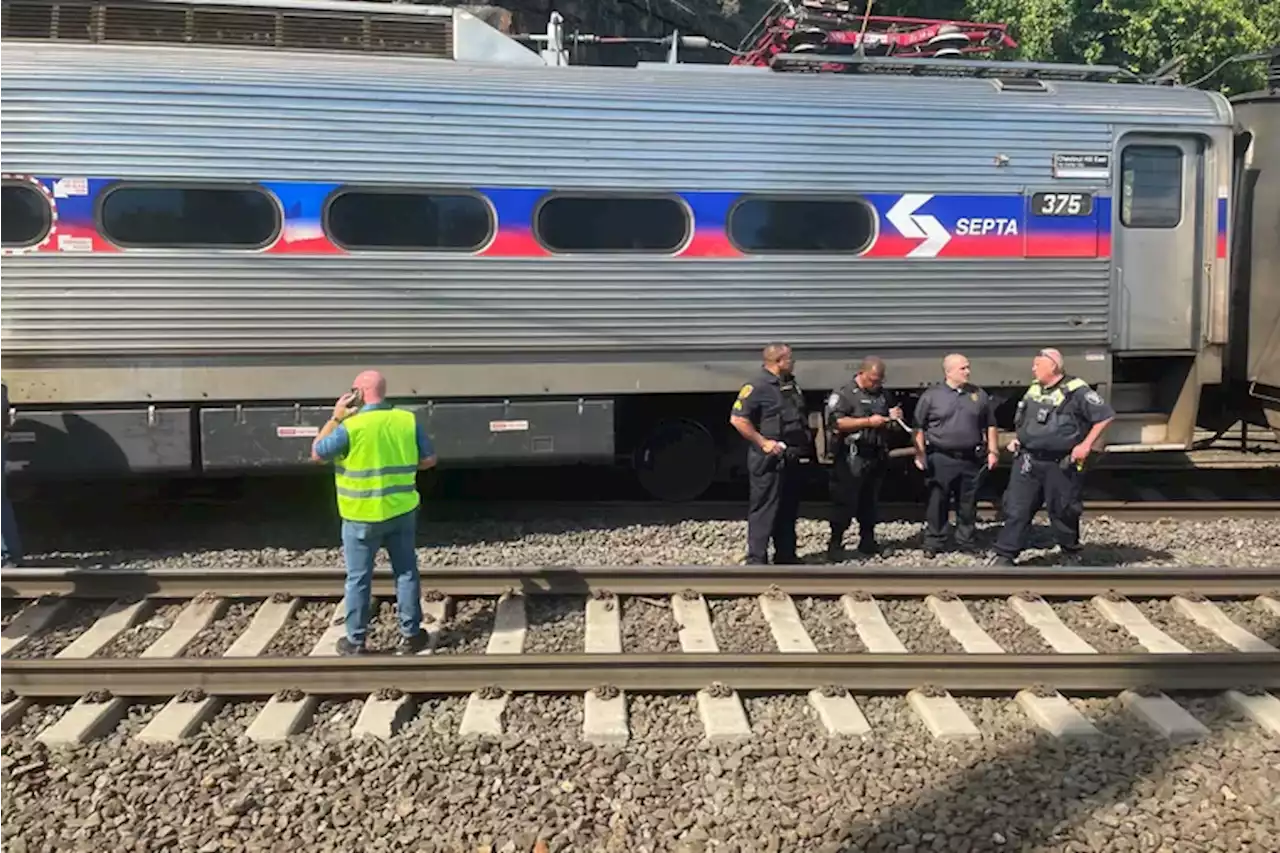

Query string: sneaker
[773,553,800,565]
[1059,550,1083,567]
[396,633,429,655]
[336,637,366,656]
[856,542,881,557]
[985,555,1015,567]
[922,546,940,558]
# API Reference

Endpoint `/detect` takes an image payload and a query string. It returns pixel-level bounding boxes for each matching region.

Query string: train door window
[325,190,493,250]
[1120,146,1183,228]
[728,197,875,253]
[535,196,689,252]
[1,181,52,248]
[100,185,280,248]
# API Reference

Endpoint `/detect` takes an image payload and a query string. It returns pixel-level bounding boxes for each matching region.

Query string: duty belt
[1023,448,1070,462]
[929,446,981,460]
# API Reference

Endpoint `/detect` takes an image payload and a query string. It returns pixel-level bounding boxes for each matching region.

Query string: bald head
[762,342,794,376]
[352,369,387,404]
[942,353,971,388]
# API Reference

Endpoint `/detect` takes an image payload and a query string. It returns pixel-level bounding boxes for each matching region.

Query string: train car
[1217,73,1280,442]
[0,0,1270,500]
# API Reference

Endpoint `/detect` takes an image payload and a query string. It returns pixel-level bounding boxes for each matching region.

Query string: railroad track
[4,567,1280,748]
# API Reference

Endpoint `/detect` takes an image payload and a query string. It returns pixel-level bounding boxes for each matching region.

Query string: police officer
[826,356,902,560]
[730,343,812,565]
[913,353,1000,556]
[1,380,22,569]
[989,348,1114,566]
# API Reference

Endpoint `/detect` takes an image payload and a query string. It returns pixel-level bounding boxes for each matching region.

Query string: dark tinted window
[100,186,279,247]
[536,196,688,252]
[1121,146,1183,229]
[2,183,52,248]
[730,197,875,253]
[326,190,492,250]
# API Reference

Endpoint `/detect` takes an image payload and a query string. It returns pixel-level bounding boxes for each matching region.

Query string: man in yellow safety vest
[312,370,437,655]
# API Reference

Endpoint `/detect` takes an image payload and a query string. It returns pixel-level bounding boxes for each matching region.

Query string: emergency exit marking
[276,426,320,438]
[490,420,530,433]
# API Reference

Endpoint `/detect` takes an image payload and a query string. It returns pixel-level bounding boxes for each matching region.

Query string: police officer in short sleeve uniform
[825,356,902,560]
[913,353,1000,556]
[989,349,1115,566]
[730,343,812,565]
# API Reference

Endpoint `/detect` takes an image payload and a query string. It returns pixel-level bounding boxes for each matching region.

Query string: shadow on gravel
[834,624,1280,852]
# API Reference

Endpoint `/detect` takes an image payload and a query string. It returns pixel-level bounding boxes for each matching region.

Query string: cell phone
[346,387,363,409]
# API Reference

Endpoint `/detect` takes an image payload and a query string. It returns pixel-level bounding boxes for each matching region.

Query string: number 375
[1032,192,1093,216]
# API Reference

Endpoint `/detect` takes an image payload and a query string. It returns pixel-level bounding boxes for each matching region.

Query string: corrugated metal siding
[0,43,1228,190]
[0,43,1221,358]
[2,257,1109,354]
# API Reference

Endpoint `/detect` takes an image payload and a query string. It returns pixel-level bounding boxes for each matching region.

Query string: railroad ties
[4,578,1280,746]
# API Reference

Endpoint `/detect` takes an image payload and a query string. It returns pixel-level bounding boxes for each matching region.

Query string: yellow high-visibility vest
[333,407,421,522]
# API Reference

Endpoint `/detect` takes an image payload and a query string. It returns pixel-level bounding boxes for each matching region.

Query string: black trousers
[994,453,1084,559]
[923,450,984,550]
[746,451,802,564]
[829,452,885,549]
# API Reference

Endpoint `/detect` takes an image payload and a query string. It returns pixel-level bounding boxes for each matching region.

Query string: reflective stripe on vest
[334,408,421,523]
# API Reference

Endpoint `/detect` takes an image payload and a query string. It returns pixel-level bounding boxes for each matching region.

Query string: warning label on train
[1052,152,1110,179]
[276,426,320,438]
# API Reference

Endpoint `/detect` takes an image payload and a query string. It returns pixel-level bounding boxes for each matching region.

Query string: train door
[1112,135,1205,352]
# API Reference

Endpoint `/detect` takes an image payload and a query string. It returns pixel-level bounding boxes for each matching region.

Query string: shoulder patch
[969,392,979,403]
[827,392,841,409]
[737,384,753,399]
[1085,390,1104,405]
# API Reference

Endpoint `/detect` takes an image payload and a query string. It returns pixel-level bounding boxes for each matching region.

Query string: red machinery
[732,0,1017,69]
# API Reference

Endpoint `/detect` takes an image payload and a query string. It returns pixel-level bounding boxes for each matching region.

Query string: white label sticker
[56,234,92,252]
[53,177,88,198]
[1085,351,1106,362]
[7,431,36,443]
[1052,152,1110,180]
[489,420,530,433]
[276,425,320,438]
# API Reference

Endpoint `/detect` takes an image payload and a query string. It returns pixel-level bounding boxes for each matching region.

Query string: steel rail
[4,565,1280,600]
[4,653,1276,697]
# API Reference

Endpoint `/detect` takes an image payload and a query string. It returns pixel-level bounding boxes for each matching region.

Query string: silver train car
[1,0,1276,500]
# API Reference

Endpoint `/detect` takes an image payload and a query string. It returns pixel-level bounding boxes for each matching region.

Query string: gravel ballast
[4,691,1278,851]
[31,516,1280,570]
[878,599,964,653]
[793,596,866,653]
[707,597,775,653]
[621,596,681,653]
[524,596,587,654]
[966,598,1053,654]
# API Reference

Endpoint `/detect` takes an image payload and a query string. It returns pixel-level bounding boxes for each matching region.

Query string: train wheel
[633,418,717,503]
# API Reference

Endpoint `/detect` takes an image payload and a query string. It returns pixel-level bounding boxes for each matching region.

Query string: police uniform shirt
[733,370,808,451]
[828,381,893,452]
[913,383,996,452]
[1016,376,1115,453]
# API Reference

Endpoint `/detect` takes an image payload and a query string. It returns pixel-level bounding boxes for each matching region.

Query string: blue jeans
[341,508,422,646]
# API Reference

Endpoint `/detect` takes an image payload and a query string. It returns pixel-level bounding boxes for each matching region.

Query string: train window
[1121,146,1183,229]
[1,182,52,248]
[325,190,493,250]
[100,185,279,248]
[729,197,875,253]
[535,196,689,252]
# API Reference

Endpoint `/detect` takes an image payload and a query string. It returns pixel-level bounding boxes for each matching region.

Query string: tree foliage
[942,0,1278,94]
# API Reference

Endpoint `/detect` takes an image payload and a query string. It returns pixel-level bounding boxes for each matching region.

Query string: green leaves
[954,0,1278,94]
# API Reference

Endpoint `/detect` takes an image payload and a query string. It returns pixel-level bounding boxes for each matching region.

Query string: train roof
[0,38,1232,127]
